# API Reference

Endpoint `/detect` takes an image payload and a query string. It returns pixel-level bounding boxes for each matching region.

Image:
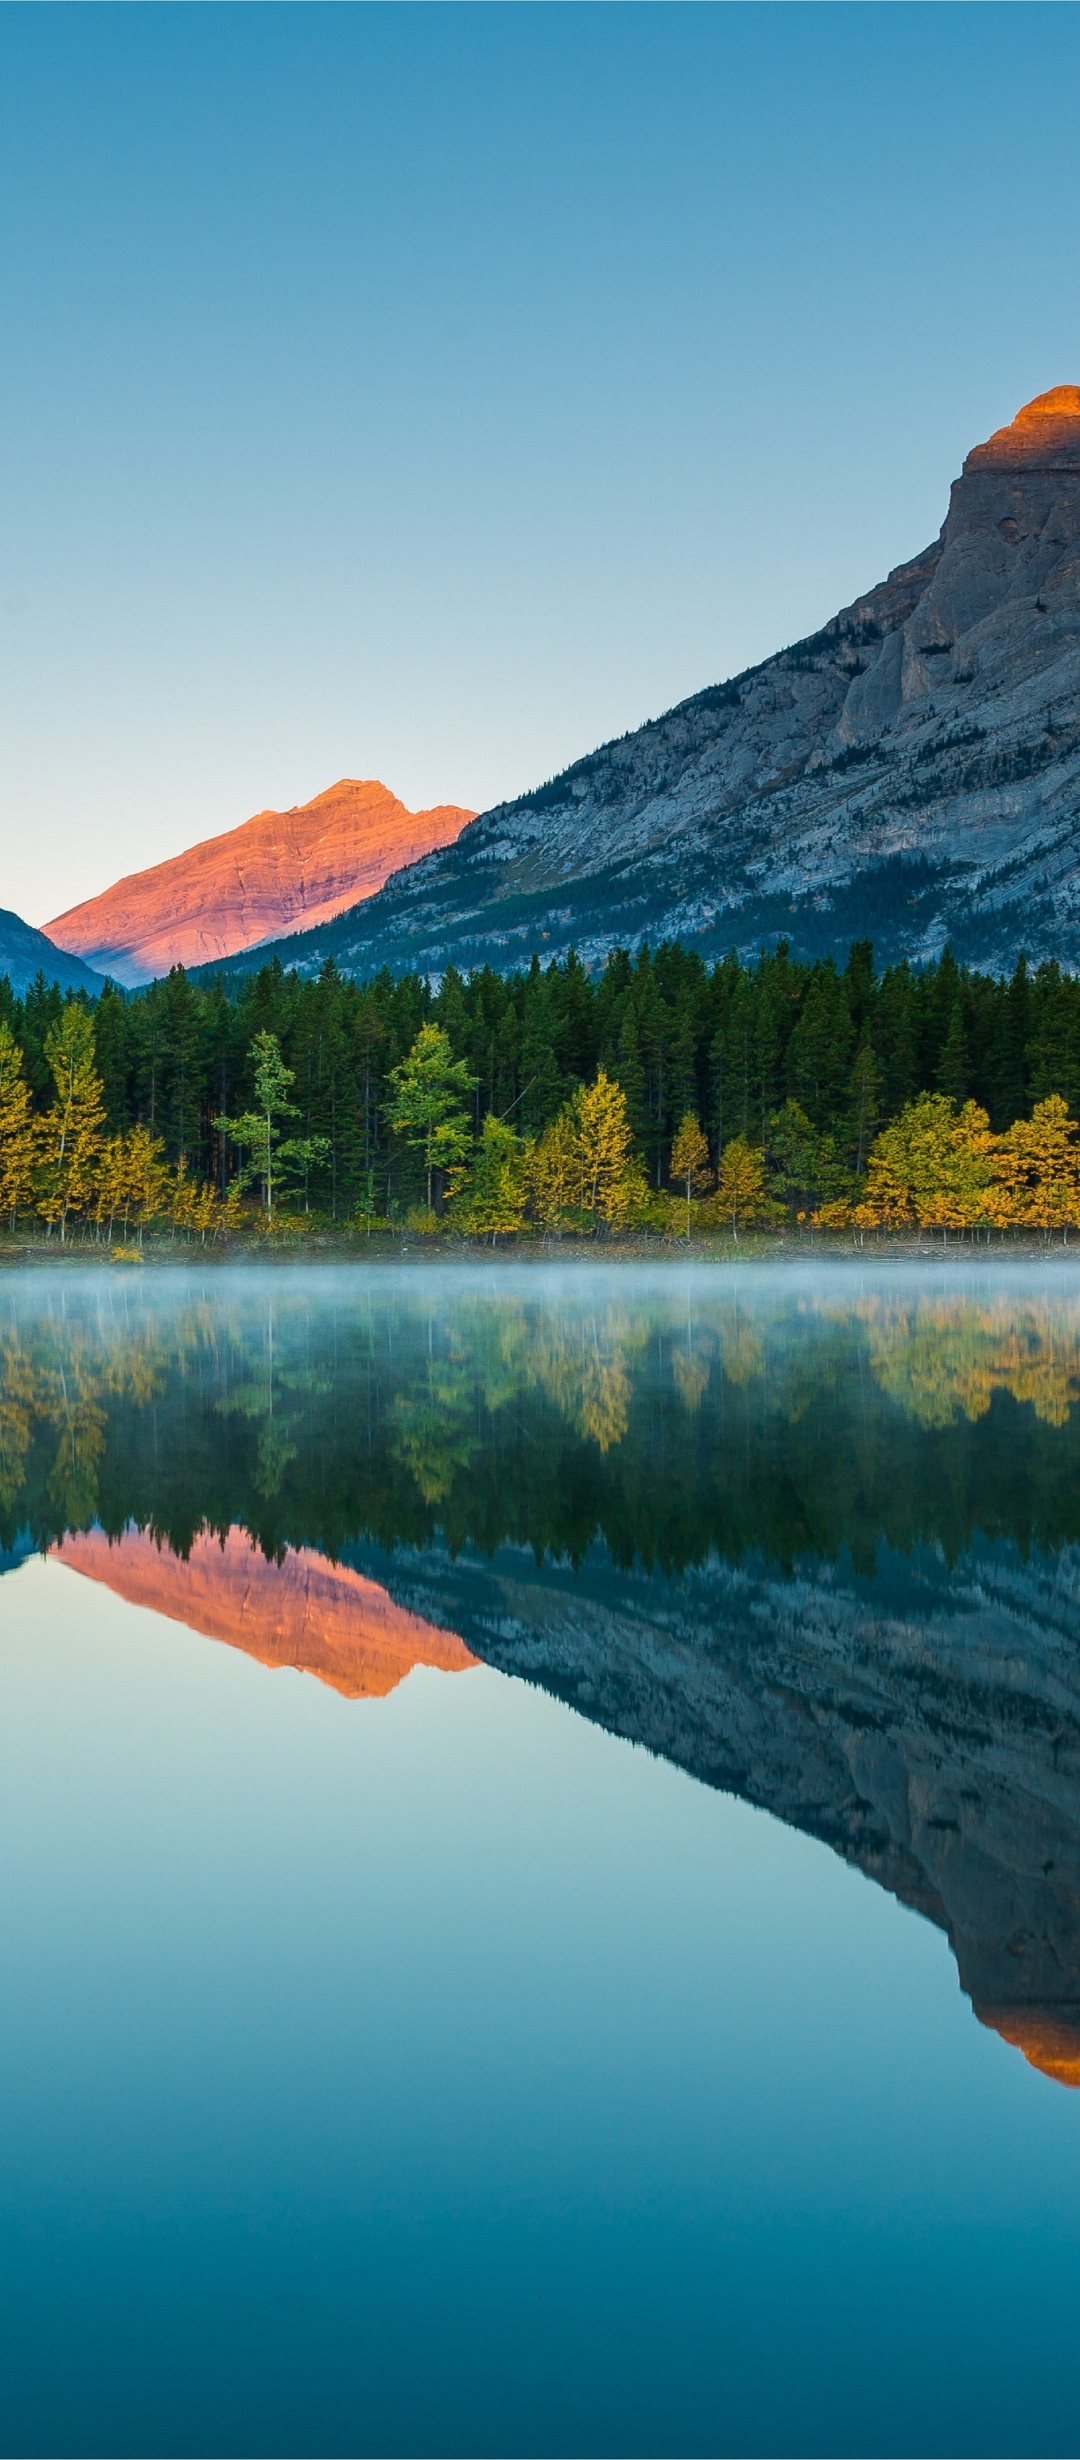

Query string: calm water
[3,1262,1080,2458]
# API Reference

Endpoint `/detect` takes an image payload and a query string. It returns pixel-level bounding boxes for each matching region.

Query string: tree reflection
[861,1297,1080,1429]
[5,1277,1080,1572]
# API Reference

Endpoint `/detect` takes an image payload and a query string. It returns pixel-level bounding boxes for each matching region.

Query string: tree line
[4,936,1080,1239]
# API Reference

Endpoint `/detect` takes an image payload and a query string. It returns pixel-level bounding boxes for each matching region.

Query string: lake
[2,1261,1080,2458]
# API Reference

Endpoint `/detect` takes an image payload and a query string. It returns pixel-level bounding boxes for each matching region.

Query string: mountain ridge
[42,777,474,987]
[0,906,107,999]
[208,387,1080,984]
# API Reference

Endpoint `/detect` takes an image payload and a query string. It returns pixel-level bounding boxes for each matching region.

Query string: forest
[4,936,1080,1239]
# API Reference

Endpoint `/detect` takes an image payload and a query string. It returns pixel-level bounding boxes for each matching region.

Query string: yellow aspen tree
[715,1137,768,1239]
[125,1126,170,1237]
[993,1095,1080,1239]
[669,1112,713,1238]
[93,1135,130,1244]
[526,1110,581,1231]
[946,1100,998,1235]
[575,1069,635,1230]
[0,1023,36,1230]
[855,1094,993,1237]
[188,1181,221,1244]
[36,1006,106,1242]
[168,1163,219,1243]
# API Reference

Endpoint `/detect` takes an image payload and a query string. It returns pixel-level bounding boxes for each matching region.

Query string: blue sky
[2,3,1079,924]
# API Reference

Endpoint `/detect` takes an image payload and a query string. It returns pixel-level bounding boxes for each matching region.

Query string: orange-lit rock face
[963,384,1080,472]
[52,1525,478,1699]
[42,779,474,987]
[974,2005,1080,2089]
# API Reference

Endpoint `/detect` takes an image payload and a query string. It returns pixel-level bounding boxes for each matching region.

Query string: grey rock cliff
[228,387,1080,981]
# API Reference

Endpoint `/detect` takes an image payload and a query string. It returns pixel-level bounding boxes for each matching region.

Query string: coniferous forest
[4,937,1080,1240]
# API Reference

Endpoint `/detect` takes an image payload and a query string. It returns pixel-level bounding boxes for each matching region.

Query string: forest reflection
[4,1271,1080,1568]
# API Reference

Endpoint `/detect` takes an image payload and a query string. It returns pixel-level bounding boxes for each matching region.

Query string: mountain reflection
[6,1266,1080,2083]
[52,1524,478,1698]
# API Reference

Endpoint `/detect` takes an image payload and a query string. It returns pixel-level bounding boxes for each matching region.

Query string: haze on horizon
[2,4,1079,927]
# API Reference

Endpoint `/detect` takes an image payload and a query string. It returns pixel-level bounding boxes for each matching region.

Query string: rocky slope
[230,388,1080,983]
[353,1527,1080,2086]
[43,778,474,987]
[0,905,106,998]
[53,1524,478,1700]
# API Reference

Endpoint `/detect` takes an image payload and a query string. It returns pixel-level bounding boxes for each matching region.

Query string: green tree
[385,1024,476,1212]
[452,1115,528,1242]
[847,1041,882,1177]
[768,1100,848,1219]
[785,966,854,1127]
[937,999,969,1105]
[214,1030,299,1220]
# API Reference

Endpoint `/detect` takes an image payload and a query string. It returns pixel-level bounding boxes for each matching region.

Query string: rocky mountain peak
[963,384,1080,472]
[43,777,474,986]
[192,387,1080,986]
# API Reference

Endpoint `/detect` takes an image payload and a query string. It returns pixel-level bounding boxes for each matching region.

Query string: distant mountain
[0,906,107,998]
[227,387,1080,984]
[42,777,474,988]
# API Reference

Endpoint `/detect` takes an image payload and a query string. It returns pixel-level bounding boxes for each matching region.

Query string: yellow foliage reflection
[515,1304,647,1453]
[859,1298,1080,1429]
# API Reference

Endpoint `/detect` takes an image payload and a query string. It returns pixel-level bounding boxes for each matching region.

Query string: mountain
[52,1524,478,1701]
[42,777,474,988]
[226,387,1080,984]
[0,905,107,998]
[357,1528,1080,2088]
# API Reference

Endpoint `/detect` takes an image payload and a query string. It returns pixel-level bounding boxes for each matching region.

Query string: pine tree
[453,1116,528,1241]
[768,1100,848,1219]
[785,966,853,1126]
[937,1000,969,1104]
[847,1041,881,1177]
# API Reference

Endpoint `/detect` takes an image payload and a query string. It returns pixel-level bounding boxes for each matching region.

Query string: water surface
[3,1263,1080,2456]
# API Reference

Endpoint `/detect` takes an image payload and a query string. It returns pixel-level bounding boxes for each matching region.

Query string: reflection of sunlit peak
[974,2003,1080,2088]
[51,1525,477,1699]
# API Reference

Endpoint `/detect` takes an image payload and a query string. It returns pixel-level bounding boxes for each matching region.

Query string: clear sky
[2,3,1079,928]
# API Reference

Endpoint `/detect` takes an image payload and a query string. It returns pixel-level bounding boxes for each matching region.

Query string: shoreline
[4,1231,1080,1270]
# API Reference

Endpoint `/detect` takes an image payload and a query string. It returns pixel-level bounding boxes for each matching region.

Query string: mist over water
[3,1262,1080,2456]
